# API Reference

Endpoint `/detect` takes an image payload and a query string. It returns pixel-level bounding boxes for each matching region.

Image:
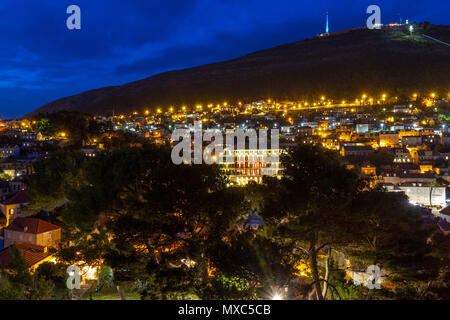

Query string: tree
[25,141,449,299]
[35,262,67,284]
[347,189,440,299]
[0,173,12,181]
[24,150,88,214]
[31,111,114,148]
[0,246,55,300]
[258,143,442,299]
[368,148,394,167]
[205,232,297,299]
[259,143,360,299]
[56,144,247,299]
[426,232,450,299]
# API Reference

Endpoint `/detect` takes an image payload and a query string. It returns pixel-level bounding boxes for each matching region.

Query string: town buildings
[1,94,449,273]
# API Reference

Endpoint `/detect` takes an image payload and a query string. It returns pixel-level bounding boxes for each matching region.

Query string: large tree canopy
[24,142,449,300]
[29,144,249,298]
[258,144,441,299]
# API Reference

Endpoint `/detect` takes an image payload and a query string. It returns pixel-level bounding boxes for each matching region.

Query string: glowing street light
[272,293,283,300]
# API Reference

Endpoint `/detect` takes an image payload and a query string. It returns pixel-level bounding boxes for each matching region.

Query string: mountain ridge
[28,23,450,117]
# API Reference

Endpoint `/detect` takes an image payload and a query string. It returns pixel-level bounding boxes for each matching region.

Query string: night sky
[1,0,448,118]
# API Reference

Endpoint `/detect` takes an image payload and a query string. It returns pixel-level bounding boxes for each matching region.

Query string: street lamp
[409,25,414,36]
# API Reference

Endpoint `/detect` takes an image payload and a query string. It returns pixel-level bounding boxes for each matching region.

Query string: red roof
[0,243,52,269]
[6,217,60,234]
[1,190,32,205]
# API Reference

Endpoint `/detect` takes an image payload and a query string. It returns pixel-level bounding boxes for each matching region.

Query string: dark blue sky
[0,0,448,118]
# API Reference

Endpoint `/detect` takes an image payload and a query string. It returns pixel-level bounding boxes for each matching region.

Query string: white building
[356,123,369,134]
[218,148,283,185]
[396,183,446,207]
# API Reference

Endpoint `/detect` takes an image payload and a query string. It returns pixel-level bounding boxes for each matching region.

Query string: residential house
[379,131,400,147]
[4,217,61,248]
[417,150,437,162]
[443,133,450,146]
[340,145,374,158]
[81,145,99,157]
[0,242,54,272]
[422,134,441,147]
[393,163,421,174]
[381,172,436,185]
[402,135,422,147]
[391,148,412,163]
[0,190,32,227]
[0,145,20,159]
[296,126,313,136]
[361,164,376,176]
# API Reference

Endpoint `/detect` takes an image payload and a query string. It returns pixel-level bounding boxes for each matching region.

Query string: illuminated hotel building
[218,148,283,185]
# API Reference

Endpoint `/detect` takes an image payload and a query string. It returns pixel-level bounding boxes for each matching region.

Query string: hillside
[29,23,450,117]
